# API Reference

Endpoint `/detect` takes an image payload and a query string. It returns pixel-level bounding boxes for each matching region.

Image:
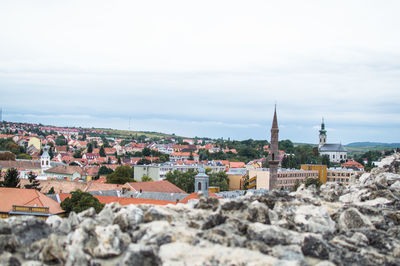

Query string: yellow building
[226,168,247,190]
[300,164,328,184]
[28,137,41,151]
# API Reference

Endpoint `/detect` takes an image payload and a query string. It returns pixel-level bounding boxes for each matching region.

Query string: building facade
[318,119,347,163]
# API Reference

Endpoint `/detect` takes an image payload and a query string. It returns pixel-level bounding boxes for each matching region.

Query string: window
[198,182,201,191]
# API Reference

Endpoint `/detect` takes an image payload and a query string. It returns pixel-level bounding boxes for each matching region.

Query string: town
[0,109,393,219]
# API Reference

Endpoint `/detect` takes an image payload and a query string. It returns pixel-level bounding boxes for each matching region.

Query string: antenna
[0,107,2,122]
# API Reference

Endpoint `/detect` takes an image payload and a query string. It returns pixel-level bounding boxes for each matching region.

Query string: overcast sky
[1,0,400,144]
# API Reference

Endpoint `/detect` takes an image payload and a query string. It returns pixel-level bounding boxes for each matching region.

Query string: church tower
[319,118,327,149]
[269,105,279,190]
[194,166,209,197]
[40,145,51,174]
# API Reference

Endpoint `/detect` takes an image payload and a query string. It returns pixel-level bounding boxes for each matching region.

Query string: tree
[48,187,55,194]
[87,143,93,153]
[291,180,301,192]
[0,152,16,161]
[106,165,134,184]
[1,168,20,188]
[16,153,32,160]
[61,190,104,214]
[189,152,194,160]
[305,178,322,189]
[73,149,82,158]
[141,175,153,182]
[279,139,295,153]
[137,158,151,165]
[98,166,114,176]
[99,146,106,157]
[321,155,331,168]
[24,172,41,191]
[165,169,197,193]
[55,135,67,146]
[142,148,151,157]
[207,170,229,191]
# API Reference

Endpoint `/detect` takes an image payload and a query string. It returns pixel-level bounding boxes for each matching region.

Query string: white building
[318,119,347,163]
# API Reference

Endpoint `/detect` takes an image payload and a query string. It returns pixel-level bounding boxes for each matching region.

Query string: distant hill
[346,142,400,148]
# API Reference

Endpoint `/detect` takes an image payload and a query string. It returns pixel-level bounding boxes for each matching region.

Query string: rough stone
[118,244,161,266]
[338,208,374,231]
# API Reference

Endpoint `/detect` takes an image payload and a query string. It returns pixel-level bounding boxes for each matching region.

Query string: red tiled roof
[171,152,199,157]
[0,187,64,214]
[125,180,186,194]
[342,160,364,169]
[229,162,245,168]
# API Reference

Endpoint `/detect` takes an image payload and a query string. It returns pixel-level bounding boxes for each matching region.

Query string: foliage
[48,187,55,194]
[291,180,301,192]
[106,165,134,184]
[87,143,93,153]
[165,169,197,193]
[73,149,82,158]
[16,153,32,160]
[98,166,114,176]
[304,178,322,189]
[55,135,67,146]
[24,172,41,191]
[321,155,331,168]
[279,139,295,153]
[0,138,24,155]
[142,148,151,157]
[0,152,16,160]
[206,170,229,191]
[141,175,153,182]
[60,190,104,214]
[137,158,151,165]
[281,155,299,169]
[99,146,106,157]
[1,168,20,188]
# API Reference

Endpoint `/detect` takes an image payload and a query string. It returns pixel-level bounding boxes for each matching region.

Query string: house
[44,165,86,181]
[122,180,186,194]
[82,153,100,160]
[318,119,347,163]
[0,187,64,219]
[170,152,199,162]
[341,160,364,171]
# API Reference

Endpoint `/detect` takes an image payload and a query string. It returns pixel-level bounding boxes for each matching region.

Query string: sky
[1,0,400,144]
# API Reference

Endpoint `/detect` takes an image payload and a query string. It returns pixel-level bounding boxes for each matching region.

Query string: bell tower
[319,118,327,149]
[40,145,51,174]
[269,105,279,190]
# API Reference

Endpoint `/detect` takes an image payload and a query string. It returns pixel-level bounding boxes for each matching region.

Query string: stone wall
[1,153,400,265]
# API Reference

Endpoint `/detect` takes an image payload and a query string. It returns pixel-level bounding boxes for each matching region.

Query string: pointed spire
[272,104,278,129]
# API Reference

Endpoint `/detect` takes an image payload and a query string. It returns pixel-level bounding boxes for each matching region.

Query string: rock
[143,207,172,223]
[247,223,304,246]
[118,244,161,266]
[90,225,131,258]
[293,205,335,234]
[159,242,298,266]
[113,204,144,231]
[201,213,227,230]
[375,173,389,188]
[38,233,66,264]
[0,252,21,266]
[301,235,330,259]
[67,211,81,229]
[359,173,372,185]
[77,207,97,219]
[8,216,51,246]
[195,197,219,211]
[247,201,270,224]
[391,181,400,190]
[46,215,71,235]
[338,208,374,231]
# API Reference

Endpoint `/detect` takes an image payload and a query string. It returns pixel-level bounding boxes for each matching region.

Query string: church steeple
[319,117,327,149]
[269,105,279,190]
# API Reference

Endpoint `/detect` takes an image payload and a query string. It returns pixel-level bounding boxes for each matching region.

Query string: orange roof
[59,193,175,206]
[341,160,364,169]
[214,160,230,166]
[229,162,245,168]
[179,192,222,204]
[171,152,199,157]
[125,180,186,194]
[0,187,64,214]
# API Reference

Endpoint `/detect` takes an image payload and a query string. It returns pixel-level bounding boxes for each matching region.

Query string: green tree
[141,175,153,182]
[87,143,93,153]
[305,178,322,189]
[55,135,67,146]
[291,180,301,192]
[142,148,151,157]
[1,168,20,188]
[165,169,197,193]
[279,139,295,153]
[60,190,104,214]
[73,149,82,158]
[16,153,32,160]
[207,170,229,191]
[189,151,194,160]
[24,172,41,191]
[106,165,134,184]
[99,146,106,157]
[321,155,331,168]
[137,158,151,165]
[98,166,114,176]
[48,187,55,194]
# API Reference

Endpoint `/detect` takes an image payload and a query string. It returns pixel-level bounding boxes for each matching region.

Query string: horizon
[1,1,399,143]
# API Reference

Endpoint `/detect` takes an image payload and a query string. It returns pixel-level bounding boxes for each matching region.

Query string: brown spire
[272,104,278,129]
